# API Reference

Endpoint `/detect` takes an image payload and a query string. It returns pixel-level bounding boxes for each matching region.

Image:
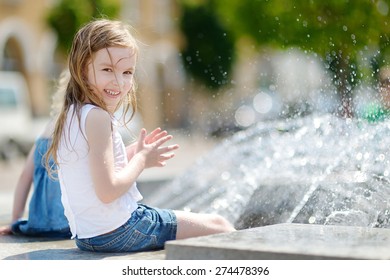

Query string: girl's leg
[173,210,236,239]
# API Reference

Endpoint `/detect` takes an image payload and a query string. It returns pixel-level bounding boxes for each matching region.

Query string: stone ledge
[0,235,165,260]
[4,223,390,260]
[165,223,390,260]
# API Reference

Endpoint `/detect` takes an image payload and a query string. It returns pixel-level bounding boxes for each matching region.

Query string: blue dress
[11,138,71,238]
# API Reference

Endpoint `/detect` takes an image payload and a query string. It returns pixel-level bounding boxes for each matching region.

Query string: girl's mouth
[104,89,120,96]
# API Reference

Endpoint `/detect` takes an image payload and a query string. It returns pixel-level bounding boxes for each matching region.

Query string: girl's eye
[102,68,112,72]
[124,71,133,75]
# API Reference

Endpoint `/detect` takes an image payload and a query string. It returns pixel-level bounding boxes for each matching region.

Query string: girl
[46,19,235,253]
[0,71,71,238]
[0,121,71,238]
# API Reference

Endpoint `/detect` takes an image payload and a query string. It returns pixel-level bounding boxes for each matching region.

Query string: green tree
[179,2,235,91]
[47,0,121,54]
[211,0,390,117]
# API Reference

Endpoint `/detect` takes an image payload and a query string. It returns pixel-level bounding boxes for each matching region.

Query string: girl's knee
[174,210,235,239]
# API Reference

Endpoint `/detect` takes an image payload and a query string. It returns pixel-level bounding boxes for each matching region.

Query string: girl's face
[87,46,136,114]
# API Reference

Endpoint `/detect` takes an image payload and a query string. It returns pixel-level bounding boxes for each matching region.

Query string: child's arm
[86,109,178,204]
[0,145,35,235]
[12,145,35,221]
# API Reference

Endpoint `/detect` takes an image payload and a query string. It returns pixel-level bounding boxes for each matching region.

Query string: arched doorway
[2,36,24,72]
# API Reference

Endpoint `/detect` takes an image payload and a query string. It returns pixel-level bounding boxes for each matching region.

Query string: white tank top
[58,104,143,239]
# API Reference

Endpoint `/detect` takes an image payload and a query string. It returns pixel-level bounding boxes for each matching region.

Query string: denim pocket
[120,228,158,252]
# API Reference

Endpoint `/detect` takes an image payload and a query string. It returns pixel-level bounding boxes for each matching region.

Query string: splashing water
[148,113,390,229]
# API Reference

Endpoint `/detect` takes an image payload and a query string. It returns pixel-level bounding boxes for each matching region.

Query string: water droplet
[221,172,231,180]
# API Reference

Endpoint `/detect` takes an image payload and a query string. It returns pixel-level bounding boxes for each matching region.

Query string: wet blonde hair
[46,19,139,173]
[50,69,70,118]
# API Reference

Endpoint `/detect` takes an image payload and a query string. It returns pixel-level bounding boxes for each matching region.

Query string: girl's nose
[113,76,125,87]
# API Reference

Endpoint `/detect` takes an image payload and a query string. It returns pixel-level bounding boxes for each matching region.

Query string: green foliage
[215,0,390,56]
[211,0,390,115]
[47,0,121,54]
[179,3,235,90]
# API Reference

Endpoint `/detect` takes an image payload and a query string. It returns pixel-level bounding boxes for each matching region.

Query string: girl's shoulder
[81,103,104,114]
[86,107,111,122]
[84,105,112,133]
[80,104,110,123]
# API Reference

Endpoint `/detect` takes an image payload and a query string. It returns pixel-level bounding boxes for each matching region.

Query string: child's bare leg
[173,210,236,240]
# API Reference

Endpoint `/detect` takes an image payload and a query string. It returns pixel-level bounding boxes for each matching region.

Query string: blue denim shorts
[11,220,71,239]
[75,204,177,253]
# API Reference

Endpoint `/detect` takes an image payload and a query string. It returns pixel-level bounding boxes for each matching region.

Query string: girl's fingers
[158,144,179,154]
[151,127,162,134]
[154,135,174,147]
[156,153,176,167]
[148,131,168,144]
[138,128,147,144]
[154,130,168,140]
[159,153,175,161]
[149,127,161,137]
[145,128,162,143]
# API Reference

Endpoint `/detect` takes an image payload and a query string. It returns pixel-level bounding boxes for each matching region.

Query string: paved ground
[166,223,390,260]
[0,131,218,260]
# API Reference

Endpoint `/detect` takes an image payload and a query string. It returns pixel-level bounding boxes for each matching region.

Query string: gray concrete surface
[4,222,390,260]
[0,235,165,260]
[166,223,390,260]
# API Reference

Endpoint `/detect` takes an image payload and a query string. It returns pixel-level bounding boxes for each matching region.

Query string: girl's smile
[105,89,121,96]
[87,46,136,113]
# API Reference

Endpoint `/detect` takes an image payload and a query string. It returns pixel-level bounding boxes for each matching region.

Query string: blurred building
[0,0,188,131]
[0,0,56,117]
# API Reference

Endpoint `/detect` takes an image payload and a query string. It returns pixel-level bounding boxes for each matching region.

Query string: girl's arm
[12,144,35,221]
[86,109,178,204]
[0,144,35,235]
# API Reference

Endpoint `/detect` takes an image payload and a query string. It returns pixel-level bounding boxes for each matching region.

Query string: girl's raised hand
[126,128,168,159]
[136,128,179,168]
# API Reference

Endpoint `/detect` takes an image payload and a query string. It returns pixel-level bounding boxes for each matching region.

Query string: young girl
[46,19,235,253]
[0,71,71,238]
[0,121,71,238]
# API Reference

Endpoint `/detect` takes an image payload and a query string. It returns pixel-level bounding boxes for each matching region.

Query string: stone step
[4,223,390,260]
[165,223,390,260]
[0,235,165,260]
